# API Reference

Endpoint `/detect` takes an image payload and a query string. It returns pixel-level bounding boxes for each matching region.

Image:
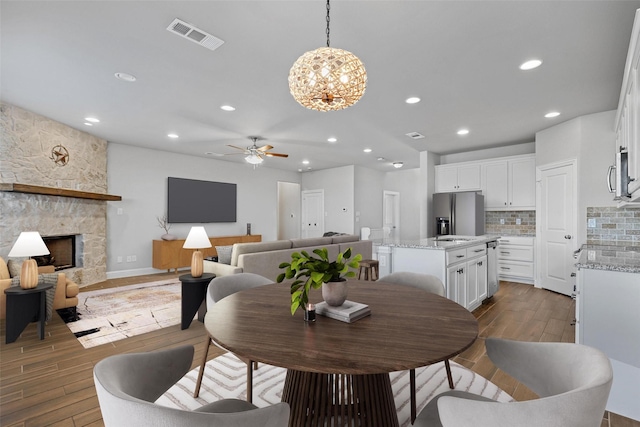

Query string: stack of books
[315,300,371,323]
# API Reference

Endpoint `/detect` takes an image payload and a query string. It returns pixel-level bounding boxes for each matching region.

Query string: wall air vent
[405,132,425,139]
[167,18,224,52]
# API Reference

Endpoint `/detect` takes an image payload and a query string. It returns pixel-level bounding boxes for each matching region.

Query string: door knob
[564,235,572,239]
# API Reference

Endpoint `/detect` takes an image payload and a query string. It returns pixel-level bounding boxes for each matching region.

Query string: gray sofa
[203,234,372,282]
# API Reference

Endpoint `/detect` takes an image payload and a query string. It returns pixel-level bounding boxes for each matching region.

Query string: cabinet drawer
[498,245,533,262]
[498,236,534,246]
[498,260,534,279]
[466,244,486,258]
[446,248,467,265]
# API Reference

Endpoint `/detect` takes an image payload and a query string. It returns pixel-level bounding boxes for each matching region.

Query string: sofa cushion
[215,246,233,264]
[0,257,9,280]
[7,259,22,278]
[289,237,333,248]
[231,240,292,267]
[331,234,360,244]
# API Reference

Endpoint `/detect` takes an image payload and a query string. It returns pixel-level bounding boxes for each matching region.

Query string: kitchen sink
[435,237,474,242]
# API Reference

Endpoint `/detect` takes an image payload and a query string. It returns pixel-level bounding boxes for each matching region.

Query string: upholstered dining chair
[413,338,613,427]
[93,345,290,427]
[193,273,272,400]
[378,272,454,423]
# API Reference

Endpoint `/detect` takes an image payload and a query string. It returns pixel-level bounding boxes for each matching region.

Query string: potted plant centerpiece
[277,247,362,315]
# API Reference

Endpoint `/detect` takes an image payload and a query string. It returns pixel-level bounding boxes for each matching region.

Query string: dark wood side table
[179,273,215,329]
[4,283,54,344]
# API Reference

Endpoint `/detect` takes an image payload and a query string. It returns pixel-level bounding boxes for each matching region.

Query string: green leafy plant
[277,247,362,315]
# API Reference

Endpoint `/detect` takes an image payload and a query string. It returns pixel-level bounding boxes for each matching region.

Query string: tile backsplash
[587,206,640,244]
[485,211,536,236]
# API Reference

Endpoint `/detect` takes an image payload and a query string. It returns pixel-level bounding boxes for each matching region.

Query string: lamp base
[20,259,39,289]
[191,250,203,278]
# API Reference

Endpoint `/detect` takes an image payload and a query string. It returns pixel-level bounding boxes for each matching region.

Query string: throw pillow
[215,245,233,265]
[7,259,23,278]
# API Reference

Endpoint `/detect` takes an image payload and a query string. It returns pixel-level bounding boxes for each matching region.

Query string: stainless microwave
[607,147,630,200]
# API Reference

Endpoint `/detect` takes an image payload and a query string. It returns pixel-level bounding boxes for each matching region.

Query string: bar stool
[358,259,379,281]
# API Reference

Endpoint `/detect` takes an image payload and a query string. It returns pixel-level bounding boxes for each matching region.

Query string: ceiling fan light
[245,154,263,165]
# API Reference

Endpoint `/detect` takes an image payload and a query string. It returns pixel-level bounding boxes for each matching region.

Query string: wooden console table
[152,234,261,273]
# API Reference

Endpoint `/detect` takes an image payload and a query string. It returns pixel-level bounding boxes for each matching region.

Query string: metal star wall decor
[50,144,69,166]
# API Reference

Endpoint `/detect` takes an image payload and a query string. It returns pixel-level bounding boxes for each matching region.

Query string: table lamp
[8,231,50,289]
[183,226,212,278]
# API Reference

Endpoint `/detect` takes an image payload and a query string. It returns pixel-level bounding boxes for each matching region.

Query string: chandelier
[288,0,367,111]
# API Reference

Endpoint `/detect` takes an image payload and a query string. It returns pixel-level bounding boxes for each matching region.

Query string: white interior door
[383,191,400,239]
[301,190,324,238]
[277,181,301,240]
[537,161,577,296]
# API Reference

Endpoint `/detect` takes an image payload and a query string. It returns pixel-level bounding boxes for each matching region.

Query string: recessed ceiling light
[167,133,179,139]
[327,137,337,143]
[298,168,303,172]
[114,72,136,82]
[405,97,421,104]
[519,59,542,70]
[393,162,404,168]
[84,117,100,123]
[220,105,235,111]
[84,122,93,126]
[377,157,386,161]
[363,148,372,153]
[457,129,470,135]
[545,111,561,118]
[302,160,310,165]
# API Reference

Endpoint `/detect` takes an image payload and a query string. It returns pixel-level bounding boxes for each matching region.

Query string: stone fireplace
[40,234,82,270]
[1,103,113,287]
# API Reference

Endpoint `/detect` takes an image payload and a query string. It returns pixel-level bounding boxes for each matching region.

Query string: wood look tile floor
[1,275,638,427]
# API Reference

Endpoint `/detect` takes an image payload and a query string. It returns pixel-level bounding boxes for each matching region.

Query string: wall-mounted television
[167,177,237,223]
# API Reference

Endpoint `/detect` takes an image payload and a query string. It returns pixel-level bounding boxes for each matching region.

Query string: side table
[179,273,215,329]
[4,283,54,344]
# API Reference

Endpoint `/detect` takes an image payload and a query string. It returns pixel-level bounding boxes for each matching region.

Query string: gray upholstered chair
[93,345,290,427]
[414,338,613,427]
[378,272,454,423]
[194,273,273,399]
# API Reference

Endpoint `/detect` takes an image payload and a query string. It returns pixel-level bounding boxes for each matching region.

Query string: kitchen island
[374,236,498,311]
[575,242,640,422]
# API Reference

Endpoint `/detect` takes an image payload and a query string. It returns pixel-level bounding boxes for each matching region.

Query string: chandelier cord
[326,0,330,47]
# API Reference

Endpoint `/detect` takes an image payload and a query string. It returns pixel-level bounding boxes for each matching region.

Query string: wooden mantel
[0,183,122,201]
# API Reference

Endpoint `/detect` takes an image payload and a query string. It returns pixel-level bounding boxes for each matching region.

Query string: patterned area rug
[65,279,182,348]
[157,352,514,426]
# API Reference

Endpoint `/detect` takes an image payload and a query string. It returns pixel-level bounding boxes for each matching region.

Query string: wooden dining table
[204,279,478,427]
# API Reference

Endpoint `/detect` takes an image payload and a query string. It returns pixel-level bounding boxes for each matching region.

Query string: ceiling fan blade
[265,152,289,158]
[227,144,248,152]
[256,144,274,152]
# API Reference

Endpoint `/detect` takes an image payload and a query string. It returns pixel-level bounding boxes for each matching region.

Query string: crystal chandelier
[288,0,367,111]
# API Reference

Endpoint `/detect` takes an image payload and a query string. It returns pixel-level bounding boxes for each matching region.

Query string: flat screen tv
[167,177,237,223]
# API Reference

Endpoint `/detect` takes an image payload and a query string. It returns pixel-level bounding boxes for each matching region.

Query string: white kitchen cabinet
[497,236,535,284]
[435,163,481,193]
[466,255,487,310]
[615,9,640,202]
[446,264,467,307]
[482,155,535,210]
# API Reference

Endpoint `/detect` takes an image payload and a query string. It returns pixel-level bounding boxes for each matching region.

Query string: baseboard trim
[106,267,187,279]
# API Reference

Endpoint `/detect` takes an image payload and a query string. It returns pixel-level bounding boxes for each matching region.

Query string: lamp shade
[8,232,50,257]
[183,227,212,249]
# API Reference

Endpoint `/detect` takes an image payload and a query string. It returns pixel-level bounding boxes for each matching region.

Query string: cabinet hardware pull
[570,320,577,326]
[478,261,483,266]
[501,252,510,255]
[456,255,464,258]
[500,267,511,270]
[474,249,484,252]
[570,273,576,277]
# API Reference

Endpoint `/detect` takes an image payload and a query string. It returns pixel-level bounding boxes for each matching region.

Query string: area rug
[157,353,514,426]
[65,279,183,348]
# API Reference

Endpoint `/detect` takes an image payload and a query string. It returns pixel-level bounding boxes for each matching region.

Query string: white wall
[354,166,385,231]
[440,142,535,164]
[301,165,355,234]
[107,143,300,277]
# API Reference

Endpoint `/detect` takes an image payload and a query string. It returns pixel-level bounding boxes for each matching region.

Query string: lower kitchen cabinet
[497,236,535,284]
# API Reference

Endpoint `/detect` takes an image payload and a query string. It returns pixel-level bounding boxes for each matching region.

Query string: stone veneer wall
[0,103,109,286]
[586,206,640,244]
[485,210,536,236]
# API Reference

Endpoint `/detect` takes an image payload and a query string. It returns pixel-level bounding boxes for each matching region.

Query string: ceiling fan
[225,136,289,165]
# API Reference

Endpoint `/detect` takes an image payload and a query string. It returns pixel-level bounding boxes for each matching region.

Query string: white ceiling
[2,1,638,173]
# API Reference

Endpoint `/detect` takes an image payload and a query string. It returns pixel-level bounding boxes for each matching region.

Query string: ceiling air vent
[167,18,224,52]
[405,132,425,140]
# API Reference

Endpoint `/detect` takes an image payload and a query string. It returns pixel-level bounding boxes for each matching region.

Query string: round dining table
[204,279,478,427]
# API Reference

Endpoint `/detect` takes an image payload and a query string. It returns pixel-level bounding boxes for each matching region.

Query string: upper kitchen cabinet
[615,9,640,202]
[435,163,481,193]
[482,154,536,210]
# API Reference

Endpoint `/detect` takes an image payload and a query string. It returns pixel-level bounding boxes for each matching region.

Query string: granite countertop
[576,242,640,274]
[373,235,498,250]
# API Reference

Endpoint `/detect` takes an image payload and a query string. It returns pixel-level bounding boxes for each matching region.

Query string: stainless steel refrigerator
[433,191,485,236]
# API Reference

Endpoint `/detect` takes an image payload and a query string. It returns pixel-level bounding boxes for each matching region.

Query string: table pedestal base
[282,370,399,427]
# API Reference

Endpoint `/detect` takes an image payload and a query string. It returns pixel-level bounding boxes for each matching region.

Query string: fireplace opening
[38,235,79,271]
